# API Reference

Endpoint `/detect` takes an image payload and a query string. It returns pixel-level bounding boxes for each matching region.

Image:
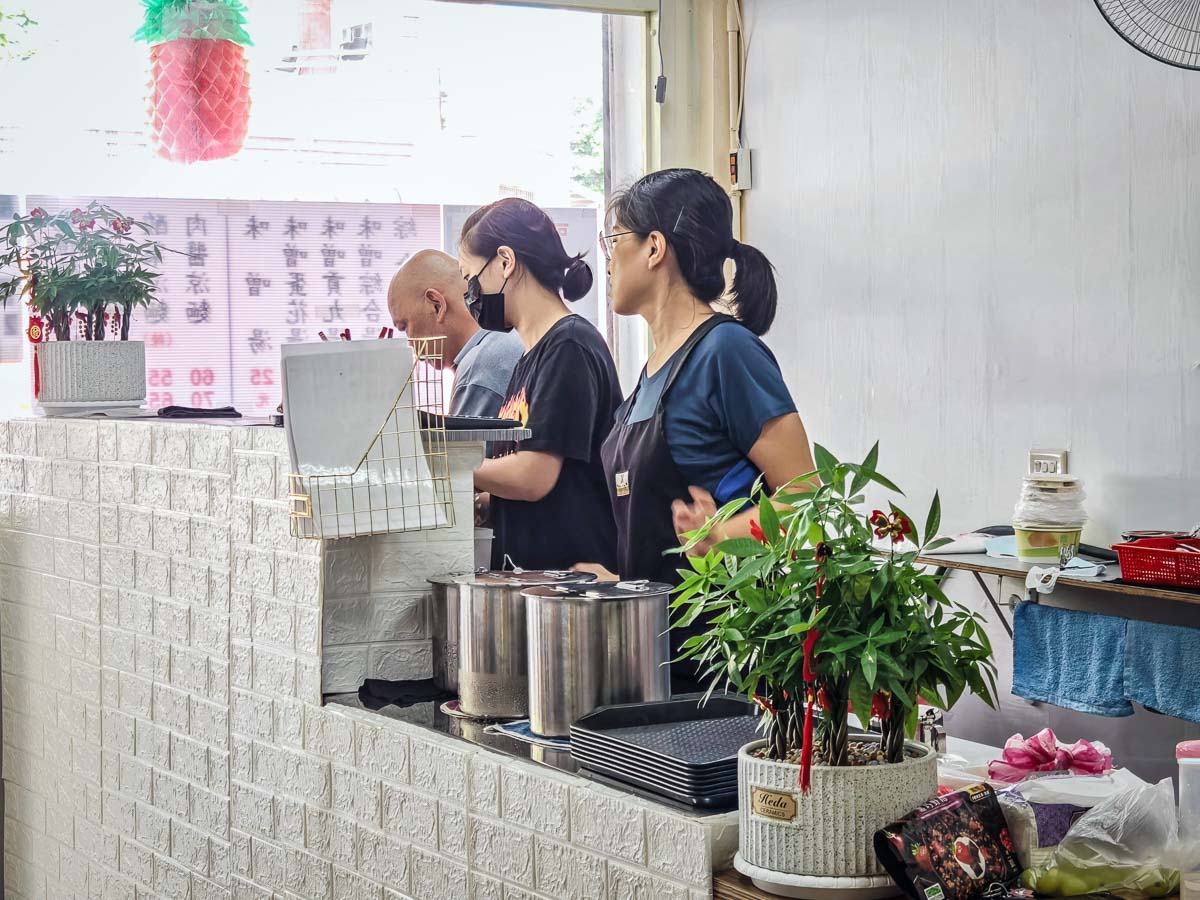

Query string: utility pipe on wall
[726,0,743,238]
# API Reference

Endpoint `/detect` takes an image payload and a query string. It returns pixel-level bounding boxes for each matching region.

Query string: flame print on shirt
[498,387,530,428]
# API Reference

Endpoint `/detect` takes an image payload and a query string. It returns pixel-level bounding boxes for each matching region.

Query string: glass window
[0,1,646,418]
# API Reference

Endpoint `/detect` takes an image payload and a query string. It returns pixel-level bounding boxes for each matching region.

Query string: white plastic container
[1179,740,1200,900]
[474,527,493,570]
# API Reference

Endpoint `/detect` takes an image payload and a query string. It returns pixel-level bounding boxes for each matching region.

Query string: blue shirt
[450,328,524,417]
[625,320,796,505]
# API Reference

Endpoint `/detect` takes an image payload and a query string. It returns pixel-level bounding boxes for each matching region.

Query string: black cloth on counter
[358,678,455,711]
[157,405,242,419]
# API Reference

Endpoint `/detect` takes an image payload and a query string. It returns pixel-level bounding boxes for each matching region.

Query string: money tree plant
[673,444,998,790]
[0,202,165,342]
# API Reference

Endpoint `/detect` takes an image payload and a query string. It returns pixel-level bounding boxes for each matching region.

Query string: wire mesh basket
[286,337,453,540]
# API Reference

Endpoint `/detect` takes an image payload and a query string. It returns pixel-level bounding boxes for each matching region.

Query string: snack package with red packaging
[874,783,1023,900]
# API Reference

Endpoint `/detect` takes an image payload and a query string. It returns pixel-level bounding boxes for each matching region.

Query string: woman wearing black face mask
[459,198,622,572]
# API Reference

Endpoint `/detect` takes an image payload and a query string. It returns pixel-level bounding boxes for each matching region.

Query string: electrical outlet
[730,148,752,190]
[1028,449,1069,476]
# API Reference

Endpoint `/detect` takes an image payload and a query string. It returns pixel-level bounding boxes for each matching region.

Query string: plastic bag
[998,770,1148,869]
[1020,778,1180,898]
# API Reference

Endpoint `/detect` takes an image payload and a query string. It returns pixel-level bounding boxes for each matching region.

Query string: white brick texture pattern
[0,419,724,900]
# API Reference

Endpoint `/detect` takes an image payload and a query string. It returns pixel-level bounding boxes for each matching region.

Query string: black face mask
[464,256,512,333]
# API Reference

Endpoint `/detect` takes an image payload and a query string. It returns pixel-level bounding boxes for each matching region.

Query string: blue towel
[1013,602,1134,717]
[1125,620,1200,724]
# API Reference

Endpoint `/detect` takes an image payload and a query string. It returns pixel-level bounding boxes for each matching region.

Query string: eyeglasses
[599,229,635,262]
[463,256,495,306]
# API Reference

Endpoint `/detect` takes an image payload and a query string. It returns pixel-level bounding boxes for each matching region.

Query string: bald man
[388,249,524,417]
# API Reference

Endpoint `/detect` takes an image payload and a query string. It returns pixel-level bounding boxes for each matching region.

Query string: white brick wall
[318,443,479,694]
[0,419,734,900]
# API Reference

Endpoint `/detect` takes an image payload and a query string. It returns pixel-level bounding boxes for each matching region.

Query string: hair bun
[561,255,593,302]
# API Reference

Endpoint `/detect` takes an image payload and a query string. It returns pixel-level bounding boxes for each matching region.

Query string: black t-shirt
[490,315,621,571]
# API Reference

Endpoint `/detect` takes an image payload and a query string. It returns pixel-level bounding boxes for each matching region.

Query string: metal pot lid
[428,571,476,586]
[522,579,673,600]
[463,569,597,588]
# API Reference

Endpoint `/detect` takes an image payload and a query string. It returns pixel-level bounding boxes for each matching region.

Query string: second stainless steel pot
[428,572,472,692]
[524,580,673,737]
[457,570,595,718]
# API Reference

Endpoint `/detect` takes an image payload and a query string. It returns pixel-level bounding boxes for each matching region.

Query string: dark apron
[600,313,735,693]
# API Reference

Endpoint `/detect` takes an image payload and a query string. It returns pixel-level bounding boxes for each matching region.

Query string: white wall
[0,419,726,900]
[740,0,1200,541]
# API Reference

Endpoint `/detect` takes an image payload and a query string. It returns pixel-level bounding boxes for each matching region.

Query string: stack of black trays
[569,696,760,811]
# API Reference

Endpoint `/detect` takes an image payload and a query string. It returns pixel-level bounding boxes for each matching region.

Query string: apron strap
[615,312,738,427]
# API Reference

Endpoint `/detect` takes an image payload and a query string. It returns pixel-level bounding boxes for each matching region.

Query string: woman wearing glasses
[578,168,816,690]
[460,197,622,572]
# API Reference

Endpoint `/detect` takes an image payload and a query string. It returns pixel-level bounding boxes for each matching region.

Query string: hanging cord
[655,0,667,103]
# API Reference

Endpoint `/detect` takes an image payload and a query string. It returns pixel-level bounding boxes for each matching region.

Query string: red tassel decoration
[802,627,821,682]
[26,314,43,399]
[800,686,815,792]
[799,619,822,793]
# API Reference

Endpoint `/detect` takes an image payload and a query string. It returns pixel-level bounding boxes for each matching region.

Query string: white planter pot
[37,340,146,406]
[739,735,937,878]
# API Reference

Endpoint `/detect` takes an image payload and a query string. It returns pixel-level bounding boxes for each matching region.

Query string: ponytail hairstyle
[608,168,778,335]
[460,198,593,302]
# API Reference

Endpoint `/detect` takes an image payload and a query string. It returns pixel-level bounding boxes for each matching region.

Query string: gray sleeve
[449,382,506,418]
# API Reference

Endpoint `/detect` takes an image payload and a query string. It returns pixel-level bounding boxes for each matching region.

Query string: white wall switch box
[1028,449,1069,475]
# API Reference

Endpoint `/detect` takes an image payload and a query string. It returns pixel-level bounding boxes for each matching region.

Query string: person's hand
[672,486,721,555]
[571,562,619,582]
[474,492,490,526]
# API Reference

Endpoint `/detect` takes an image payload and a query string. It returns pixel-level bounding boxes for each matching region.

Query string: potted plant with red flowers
[674,444,998,893]
[0,202,166,409]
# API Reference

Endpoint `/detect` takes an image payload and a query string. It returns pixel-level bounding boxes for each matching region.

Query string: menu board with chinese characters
[31,196,441,414]
[223,200,440,414]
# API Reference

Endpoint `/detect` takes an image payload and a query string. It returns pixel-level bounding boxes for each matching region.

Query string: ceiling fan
[1093,0,1200,70]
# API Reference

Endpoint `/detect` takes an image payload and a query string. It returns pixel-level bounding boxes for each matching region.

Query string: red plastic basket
[1111,538,1200,588]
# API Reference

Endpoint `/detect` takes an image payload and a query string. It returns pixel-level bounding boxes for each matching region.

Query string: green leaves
[861,643,878,687]
[758,496,780,546]
[0,201,172,338]
[850,441,880,496]
[715,538,770,558]
[671,442,998,764]
[924,492,942,546]
[813,443,838,479]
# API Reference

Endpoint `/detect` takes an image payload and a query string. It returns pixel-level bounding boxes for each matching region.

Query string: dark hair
[608,168,778,335]
[460,198,592,302]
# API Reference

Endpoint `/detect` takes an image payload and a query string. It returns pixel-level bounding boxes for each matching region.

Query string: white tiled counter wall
[0,418,737,900]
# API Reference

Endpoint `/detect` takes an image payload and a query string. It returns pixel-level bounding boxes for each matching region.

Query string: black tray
[570,745,737,792]
[576,753,739,810]
[571,738,738,784]
[571,730,742,779]
[570,696,760,768]
[417,410,521,431]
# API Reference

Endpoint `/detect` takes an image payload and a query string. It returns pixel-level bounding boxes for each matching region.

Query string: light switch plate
[1028,449,1069,476]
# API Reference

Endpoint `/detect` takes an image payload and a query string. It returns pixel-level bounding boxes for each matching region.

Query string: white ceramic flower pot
[738,735,937,878]
[37,340,146,407]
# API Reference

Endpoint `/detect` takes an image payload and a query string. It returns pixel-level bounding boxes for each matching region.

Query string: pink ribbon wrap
[987,727,1113,783]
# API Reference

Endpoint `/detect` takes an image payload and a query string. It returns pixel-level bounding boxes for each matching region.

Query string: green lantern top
[134,0,252,46]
